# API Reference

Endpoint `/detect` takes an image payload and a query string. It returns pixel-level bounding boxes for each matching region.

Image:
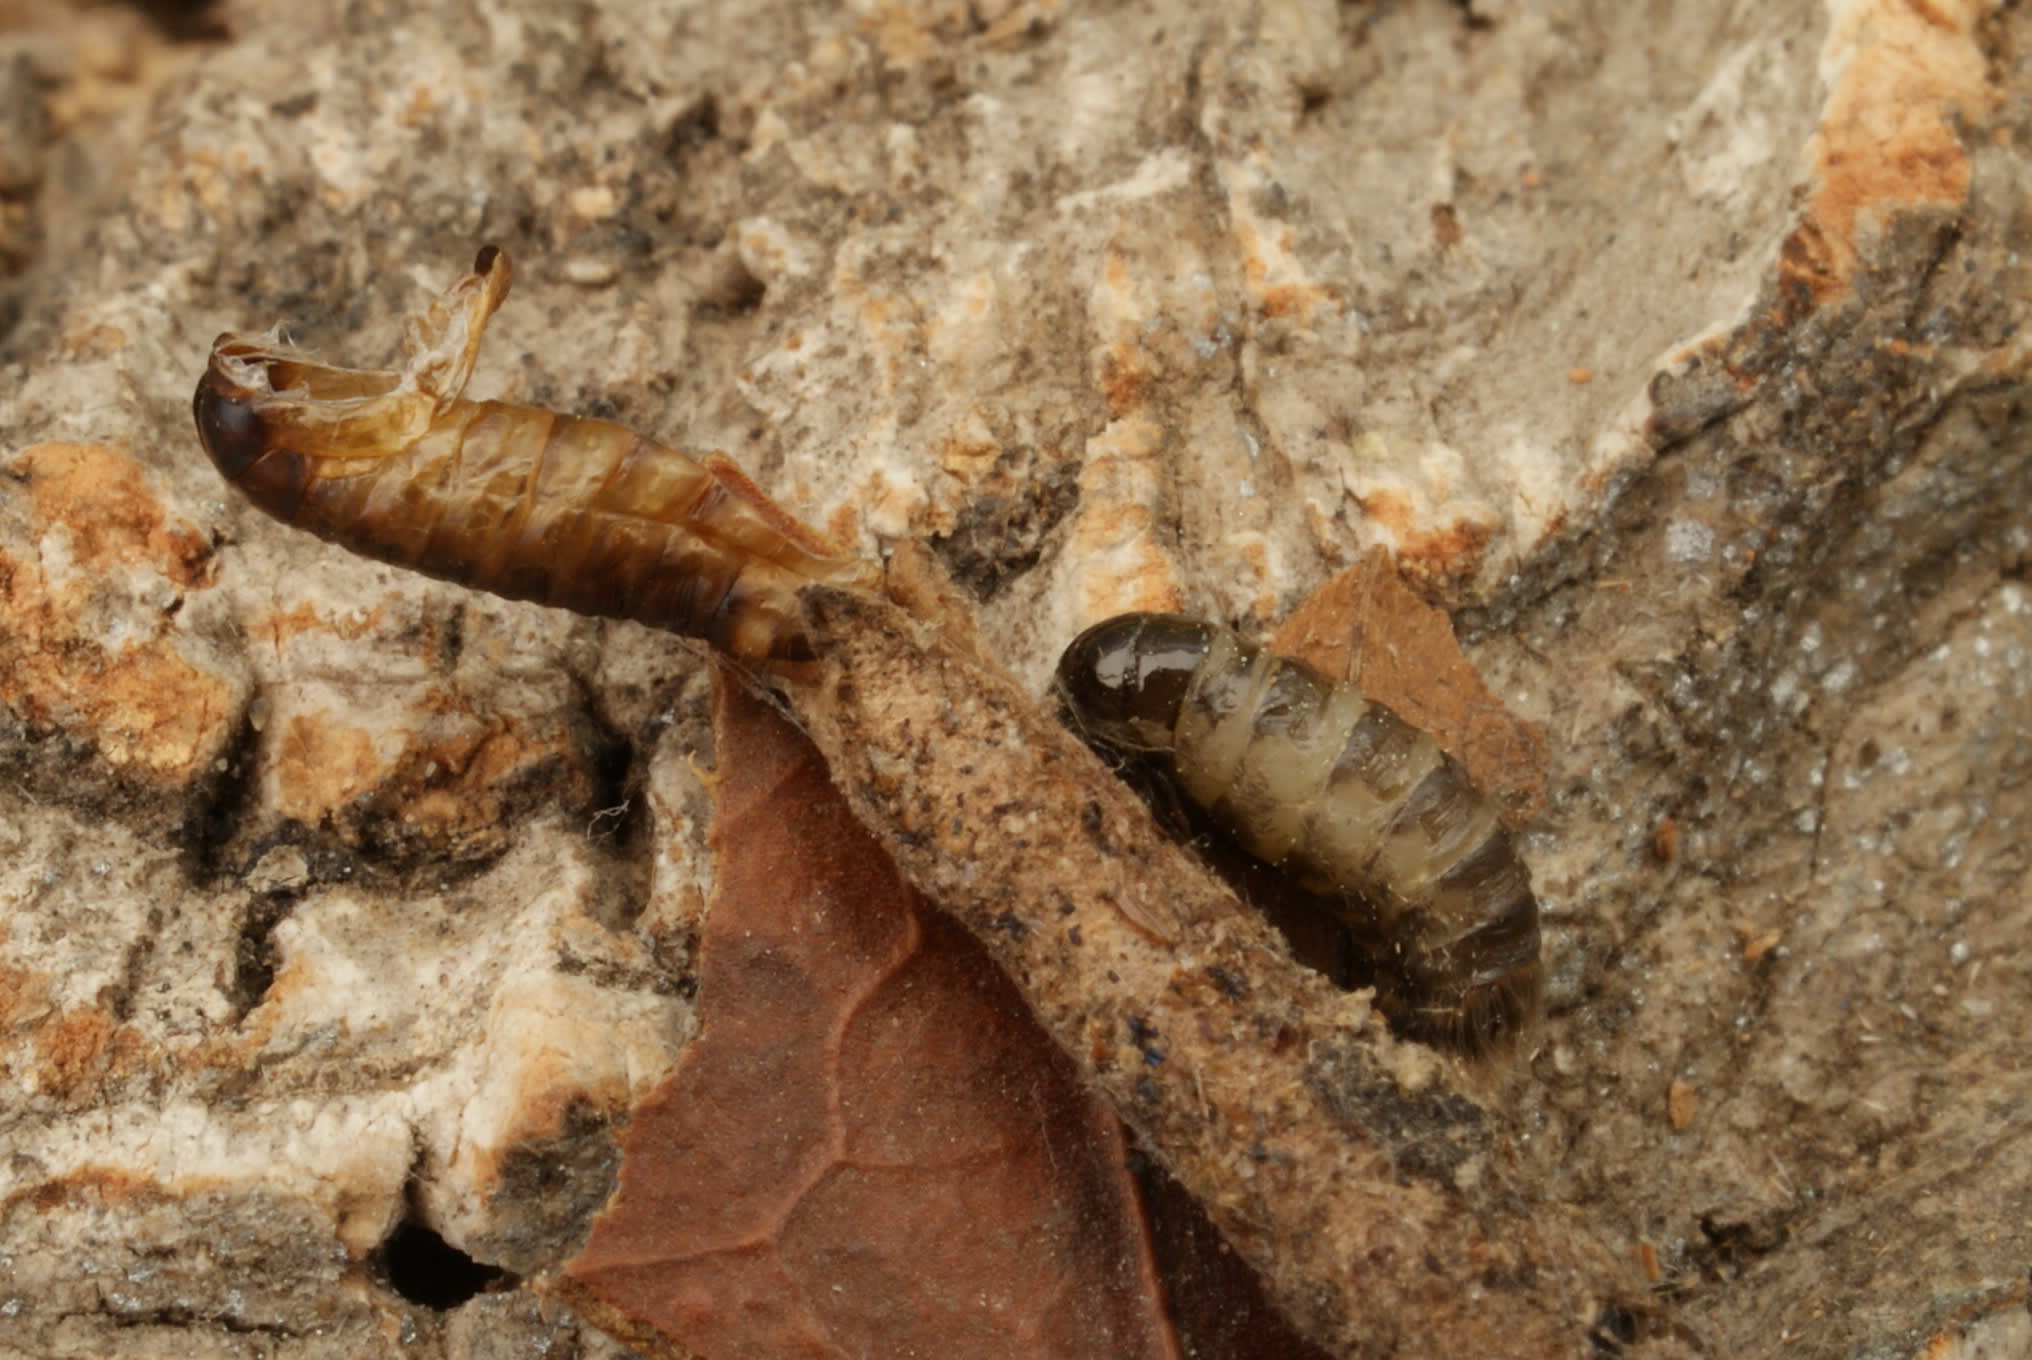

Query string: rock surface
[2,0,2027,1356]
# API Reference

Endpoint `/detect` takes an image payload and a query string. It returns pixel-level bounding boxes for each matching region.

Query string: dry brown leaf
[558,670,1180,1360]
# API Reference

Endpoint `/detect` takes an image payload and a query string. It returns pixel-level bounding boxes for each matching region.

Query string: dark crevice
[373,1212,513,1311]
[560,664,654,889]
[113,0,231,43]
[694,252,767,316]
[1587,1302,1639,1355]
[1688,1209,1795,1283]
[578,798,655,933]
[227,892,295,1019]
[1127,1134,1338,1360]
[927,443,1082,601]
[663,94,721,164]
[103,1306,296,1338]
[578,680,647,855]
[437,600,467,669]
[1449,0,1499,33]
[104,913,161,1023]
[177,695,266,881]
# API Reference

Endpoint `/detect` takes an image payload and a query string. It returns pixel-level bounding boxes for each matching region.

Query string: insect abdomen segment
[1055,612,1541,1051]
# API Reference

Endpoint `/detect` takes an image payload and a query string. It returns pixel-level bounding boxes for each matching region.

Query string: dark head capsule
[1055,613,1221,753]
[193,352,313,523]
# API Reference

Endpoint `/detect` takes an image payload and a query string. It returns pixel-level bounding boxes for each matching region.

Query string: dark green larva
[1054,613,1542,1053]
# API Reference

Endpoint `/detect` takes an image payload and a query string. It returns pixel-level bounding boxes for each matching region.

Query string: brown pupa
[193,246,878,664]
[1055,612,1542,1053]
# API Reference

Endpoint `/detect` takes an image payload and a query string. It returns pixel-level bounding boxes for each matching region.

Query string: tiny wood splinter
[1055,613,1542,1053]
[192,246,877,663]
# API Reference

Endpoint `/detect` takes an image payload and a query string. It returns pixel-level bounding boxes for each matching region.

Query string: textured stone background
[1,0,2028,1356]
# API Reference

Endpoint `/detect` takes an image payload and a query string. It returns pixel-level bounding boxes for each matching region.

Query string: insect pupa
[192,246,879,663]
[1055,612,1542,1053]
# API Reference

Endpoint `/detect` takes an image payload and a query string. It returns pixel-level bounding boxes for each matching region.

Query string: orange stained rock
[266,713,384,820]
[563,671,1181,1360]
[1351,486,1499,595]
[0,442,237,781]
[0,954,30,1032]
[13,443,211,586]
[1061,412,1187,621]
[1781,0,1991,312]
[253,601,392,648]
[262,702,590,860]
[1229,209,1336,323]
[1098,338,1153,418]
[28,1005,145,1110]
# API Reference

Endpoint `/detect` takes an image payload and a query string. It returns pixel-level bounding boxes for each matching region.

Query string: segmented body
[1055,612,1541,1052]
[193,247,878,663]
